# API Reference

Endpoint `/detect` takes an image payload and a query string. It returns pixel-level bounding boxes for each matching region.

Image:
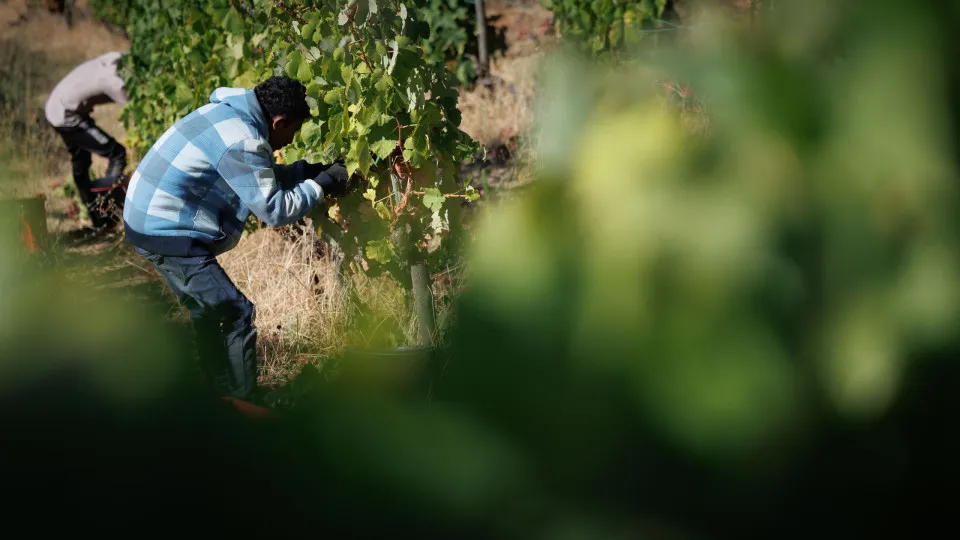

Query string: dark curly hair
[254,76,311,121]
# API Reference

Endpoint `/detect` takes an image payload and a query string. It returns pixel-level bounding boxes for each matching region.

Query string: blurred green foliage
[3,0,960,537]
[540,0,673,54]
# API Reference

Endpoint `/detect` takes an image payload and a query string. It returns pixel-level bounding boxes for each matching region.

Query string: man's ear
[271,115,287,131]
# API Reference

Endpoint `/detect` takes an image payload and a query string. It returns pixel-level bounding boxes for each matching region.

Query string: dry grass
[217,225,348,385]
[457,54,541,150]
[456,1,554,191]
[0,0,129,65]
[217,223,463,387]
[458,1,552,149]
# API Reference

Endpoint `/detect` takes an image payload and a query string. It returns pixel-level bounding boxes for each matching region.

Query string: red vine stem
[389,177,414,231]
[339,1,423,232]
[347,2,376,72]
[344,0,415,198]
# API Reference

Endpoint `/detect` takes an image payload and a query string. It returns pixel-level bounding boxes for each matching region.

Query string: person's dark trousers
[132,246,259,401]
[54,116,126,228]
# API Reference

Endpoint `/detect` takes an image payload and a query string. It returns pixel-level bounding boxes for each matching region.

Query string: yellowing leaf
[366,239,395,263]
[375,201,392,221]
[328,203,342,223]
[233,70,259,89]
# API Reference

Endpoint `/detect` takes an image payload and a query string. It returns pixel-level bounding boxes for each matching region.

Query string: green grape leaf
[301,20,317,41]
[297,58,314,81]
[300,120,324,147]
[222,56,240,79]
[422,188,445,213]
[366,239,395,264]
[352,0,370,23]
[285,49,303,78]
[323,87,344,105]
[375,73,393,92]
[233,70,259,89]
[282,145,302,164]
[228,35,244,59]
[371,138,398,159]
[223,8,244,35]
[355,136,372,175]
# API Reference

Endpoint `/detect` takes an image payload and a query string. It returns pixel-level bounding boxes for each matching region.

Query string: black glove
[312,162,350,198]
[301,161,326,179]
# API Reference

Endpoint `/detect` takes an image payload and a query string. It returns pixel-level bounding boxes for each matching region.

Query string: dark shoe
[221,396,277,420]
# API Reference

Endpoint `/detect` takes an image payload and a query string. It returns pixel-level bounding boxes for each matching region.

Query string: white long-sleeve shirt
[44,51,127,128]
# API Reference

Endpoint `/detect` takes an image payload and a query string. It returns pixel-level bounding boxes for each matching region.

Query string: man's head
[253,76,311,150]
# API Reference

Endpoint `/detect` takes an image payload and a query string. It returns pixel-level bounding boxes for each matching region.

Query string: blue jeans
[133,246,258,400]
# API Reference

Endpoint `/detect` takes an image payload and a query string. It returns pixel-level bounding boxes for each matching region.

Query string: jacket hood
[208,87,269,141]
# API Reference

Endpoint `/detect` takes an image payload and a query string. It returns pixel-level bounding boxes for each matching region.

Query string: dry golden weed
[217,224,463,386]
[218,225,348,385]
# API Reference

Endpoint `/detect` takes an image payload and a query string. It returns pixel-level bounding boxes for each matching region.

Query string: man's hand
[312,162,350,198]
[302,161,327,179]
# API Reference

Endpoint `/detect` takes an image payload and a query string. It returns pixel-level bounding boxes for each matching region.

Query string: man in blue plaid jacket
[124,76,349,402]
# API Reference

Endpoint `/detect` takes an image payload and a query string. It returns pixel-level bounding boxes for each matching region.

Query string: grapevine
[116,0,480,283]
[419,0,507,85]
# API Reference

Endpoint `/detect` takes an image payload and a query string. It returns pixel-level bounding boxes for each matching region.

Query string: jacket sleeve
[103,78,127,106]
[216,139,325,226]
[274,159,309,190]
[103,54,128,106]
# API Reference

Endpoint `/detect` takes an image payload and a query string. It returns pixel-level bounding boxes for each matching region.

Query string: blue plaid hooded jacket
[123,87,326,256]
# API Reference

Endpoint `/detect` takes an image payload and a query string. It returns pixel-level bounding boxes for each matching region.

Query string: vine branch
[411,191,472,199]
[273,0,305,24]
[346,0,376,73]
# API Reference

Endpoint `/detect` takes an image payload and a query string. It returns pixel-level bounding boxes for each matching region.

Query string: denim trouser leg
[134,247,259,399]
